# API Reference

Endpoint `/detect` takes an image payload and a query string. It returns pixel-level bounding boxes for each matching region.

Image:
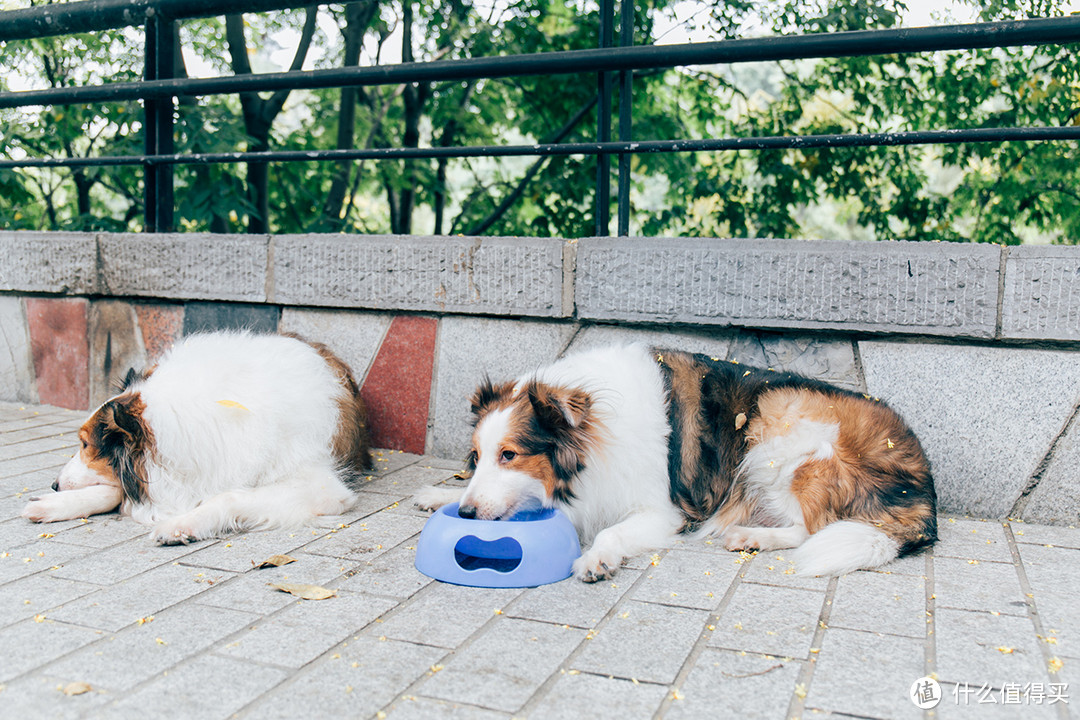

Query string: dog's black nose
[458,504,477,519]
[51,480,59,492]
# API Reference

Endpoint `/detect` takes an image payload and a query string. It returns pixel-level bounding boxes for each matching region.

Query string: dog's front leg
[573,510,683,583]
[22,485,123,523]
[412,486,464,512]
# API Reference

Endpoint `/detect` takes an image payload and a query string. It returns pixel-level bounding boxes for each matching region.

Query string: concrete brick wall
[1,231,1079,525]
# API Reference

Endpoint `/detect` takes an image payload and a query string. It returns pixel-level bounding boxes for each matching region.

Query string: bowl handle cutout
[453,535,523,573]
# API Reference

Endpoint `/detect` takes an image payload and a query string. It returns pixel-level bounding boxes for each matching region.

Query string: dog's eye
[80,440,88,449]
[500,450,517,463]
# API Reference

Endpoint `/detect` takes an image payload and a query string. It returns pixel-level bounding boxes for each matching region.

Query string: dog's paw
[412,486,462,512]
[152,519,199,546]
[22,497,56,523]
[22,495,74,523]
[722,527,760,552]
[573,547,621,583]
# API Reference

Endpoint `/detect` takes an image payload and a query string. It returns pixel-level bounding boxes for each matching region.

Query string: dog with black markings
[414,344,936,581]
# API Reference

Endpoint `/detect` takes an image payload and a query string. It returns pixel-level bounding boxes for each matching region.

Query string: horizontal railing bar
[0,0,308,42]
[2,16,1079,109]
[3,126,1078,169]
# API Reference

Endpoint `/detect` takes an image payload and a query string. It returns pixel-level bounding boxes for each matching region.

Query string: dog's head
[457,377,596,520]
[55,391,152,504]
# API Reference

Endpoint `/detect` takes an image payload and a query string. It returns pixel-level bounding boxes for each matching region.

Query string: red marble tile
[360,315,437,455]
[133,302,185,362]
[26,298,89,410]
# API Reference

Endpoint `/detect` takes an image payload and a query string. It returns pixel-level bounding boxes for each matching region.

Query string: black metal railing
[2,0,1079,235]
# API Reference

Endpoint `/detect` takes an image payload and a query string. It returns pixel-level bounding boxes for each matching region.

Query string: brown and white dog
[22,331,372,544]
[415,344,936,580]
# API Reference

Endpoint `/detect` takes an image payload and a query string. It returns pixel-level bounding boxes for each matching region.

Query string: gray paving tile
[50,516,149,548]
[804,627,924,720]
[103,653,289,720]
[0,617,102,683]
[358,464,455,498]
[879,549,932,576]
[630,548,739,611]
[1027,590,1080,662]
[936,680,1061,718]
[383,696,509,720]
[50,537,205,585]
[0,536,95,585]
[0,435,76,460]
[194,572,313,616]
[0,452,70,477]
[421,617,586,712]
[0,573,103,629]
[416,455,467,471]
[217,590,398,668]
[324,489,403,523]
[934,556,1029,617]
[665,648,802,720]
[935,608,1048,688]
[1012,522,1080,550]
[829,570,927,638]
[240,636,446,719]
[709,582,824,659]
[302,512,427,561]
[527,671,669,720]
[507,569,643,629]
[935,518,1013,563]
[1018,542,1080,597]
[0,673,112,719]
[370,449,423,475]
[337,542,435,599]
[572,600,710,684]
[176,526,332,573]
[739,551,830,591]
[44,602,257,692]
[378,582,523,649]
[47,563,235,632]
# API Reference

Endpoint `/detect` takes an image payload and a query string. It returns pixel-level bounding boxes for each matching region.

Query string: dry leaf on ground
[268,582,337,600]
[61,682,92,696]
[254,554,297,569]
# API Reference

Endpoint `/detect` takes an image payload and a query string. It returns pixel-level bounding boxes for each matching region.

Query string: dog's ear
[469,376,515,422]
[526,382,591,431]
[526,382,592,489]
[99,395,149,504]
[115,367,152,392]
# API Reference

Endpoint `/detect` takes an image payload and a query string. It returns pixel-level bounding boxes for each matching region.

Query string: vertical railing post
[616,0,633,237]
[595,0,614,237]
[143,7,176,232]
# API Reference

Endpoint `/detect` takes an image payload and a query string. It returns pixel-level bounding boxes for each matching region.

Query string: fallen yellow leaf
[61,682,91,696]
[215,399,250,411]
[268,582,337,600]
[254,554,297,569]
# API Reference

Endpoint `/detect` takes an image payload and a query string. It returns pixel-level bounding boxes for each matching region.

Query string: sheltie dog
[22,331,372,544]
[415,344,936,580]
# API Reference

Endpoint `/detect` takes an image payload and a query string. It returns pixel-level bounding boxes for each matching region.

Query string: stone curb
[576,237,1001,338]
[9,232,1080,343]
[271,235,565,317]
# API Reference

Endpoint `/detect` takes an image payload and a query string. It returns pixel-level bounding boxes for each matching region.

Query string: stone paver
[0,401,1076,719]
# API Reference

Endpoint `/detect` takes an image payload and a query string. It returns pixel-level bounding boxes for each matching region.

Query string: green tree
[1,0,1078,243]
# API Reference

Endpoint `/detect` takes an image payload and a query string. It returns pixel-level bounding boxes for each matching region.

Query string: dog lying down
[414,344,937,581]
[22,331,372,545]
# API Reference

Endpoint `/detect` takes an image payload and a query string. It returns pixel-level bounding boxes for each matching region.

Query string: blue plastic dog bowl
[414,502,581,588]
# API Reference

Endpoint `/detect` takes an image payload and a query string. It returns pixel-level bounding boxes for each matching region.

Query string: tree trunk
[226,8,317,233]
[322,1,380,228]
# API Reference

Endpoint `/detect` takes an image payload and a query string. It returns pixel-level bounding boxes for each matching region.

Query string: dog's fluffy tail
[792,520,900,576]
